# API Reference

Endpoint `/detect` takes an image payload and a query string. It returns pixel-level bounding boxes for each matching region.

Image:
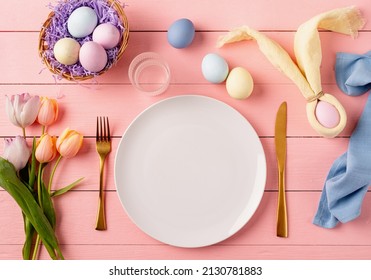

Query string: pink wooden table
[0,0,371,260]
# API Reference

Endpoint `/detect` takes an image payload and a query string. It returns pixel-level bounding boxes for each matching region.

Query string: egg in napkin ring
[217,6,365,138]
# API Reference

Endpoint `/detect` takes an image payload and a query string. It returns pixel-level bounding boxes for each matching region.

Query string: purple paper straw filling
[41,0,126,79]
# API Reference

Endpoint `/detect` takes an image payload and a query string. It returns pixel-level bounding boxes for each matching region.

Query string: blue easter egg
[201,53,229,84]
[167,18,195,49]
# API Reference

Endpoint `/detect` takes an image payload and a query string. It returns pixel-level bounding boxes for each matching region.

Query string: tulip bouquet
[0,93,84,260]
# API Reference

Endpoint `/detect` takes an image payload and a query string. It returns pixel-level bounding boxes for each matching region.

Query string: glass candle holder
[128,52,171,96]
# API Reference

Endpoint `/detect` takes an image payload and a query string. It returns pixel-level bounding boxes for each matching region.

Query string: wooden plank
[1,0,370,263]
[0,84,367,138]
[0,137,351,193]
[38,244,371,260]
[0,31,370,85]
[2,243,371,260]
[1,0,370,31]
[2,244,371,260]
[2,192,371,248]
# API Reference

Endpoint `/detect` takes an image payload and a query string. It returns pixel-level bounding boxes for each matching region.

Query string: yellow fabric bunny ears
[217,6,365,138]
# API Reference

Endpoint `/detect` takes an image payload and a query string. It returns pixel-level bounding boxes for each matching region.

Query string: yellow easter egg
[53,38,80,66]
[226,67,254,99]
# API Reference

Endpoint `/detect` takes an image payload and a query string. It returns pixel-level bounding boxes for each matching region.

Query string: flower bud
[3,136,31,171]
[56,128,83,158]
[35,133,57,163]
[37,97,59,127]
[5,93,40,128]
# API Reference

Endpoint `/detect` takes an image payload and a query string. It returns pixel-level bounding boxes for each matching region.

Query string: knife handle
[276,169,288,238]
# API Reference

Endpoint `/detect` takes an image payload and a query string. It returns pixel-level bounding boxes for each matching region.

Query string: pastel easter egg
[226,67,254,99]
[53,38,80,65]
[315,101,340,128]
[79,41,107,72]
[201,53,229,84]
[93,23,121,49]
[167,18,195,49]
[67,7,98,38]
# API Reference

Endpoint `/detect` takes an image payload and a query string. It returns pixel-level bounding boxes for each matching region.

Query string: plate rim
[114,94,267,247]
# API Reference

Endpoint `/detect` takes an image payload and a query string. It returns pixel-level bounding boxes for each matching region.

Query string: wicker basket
[38,0,129,81]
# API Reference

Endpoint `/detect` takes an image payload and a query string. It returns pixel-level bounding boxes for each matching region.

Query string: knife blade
[275,101,288,238]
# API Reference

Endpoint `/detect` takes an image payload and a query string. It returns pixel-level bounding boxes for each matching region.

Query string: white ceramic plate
[114,95,266,247]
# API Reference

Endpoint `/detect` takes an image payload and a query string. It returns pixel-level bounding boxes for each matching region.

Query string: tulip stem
[31,234,41,260]
[37,163,44,209]
[22,128,26,139]
[33,162,44,260]
[48,155,62,193]
[41,125,45,135]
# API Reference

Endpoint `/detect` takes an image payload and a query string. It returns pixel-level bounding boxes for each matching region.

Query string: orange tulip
[37,97,59,127]
[35,133,57,163]
[56,128,83,158]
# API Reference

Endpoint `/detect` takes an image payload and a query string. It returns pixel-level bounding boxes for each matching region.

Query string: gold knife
[275,101,288,238]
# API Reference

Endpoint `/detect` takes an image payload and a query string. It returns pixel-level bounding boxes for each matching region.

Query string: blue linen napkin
[313,51,371,228]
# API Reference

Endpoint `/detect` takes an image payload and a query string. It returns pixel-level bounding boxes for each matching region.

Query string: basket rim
[39,0,129,81]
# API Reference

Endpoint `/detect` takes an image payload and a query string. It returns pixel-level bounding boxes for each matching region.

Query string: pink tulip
[35,134,57,163]
[37,97,59,127]
[5,93,40,128]
[56,128,83,158]
[3,136,31,171]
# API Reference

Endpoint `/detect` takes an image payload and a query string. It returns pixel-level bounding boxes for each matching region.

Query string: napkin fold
[217,6,365,138]
[313,51,371,228]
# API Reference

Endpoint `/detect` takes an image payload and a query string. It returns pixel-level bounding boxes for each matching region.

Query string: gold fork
[95,116,111,230]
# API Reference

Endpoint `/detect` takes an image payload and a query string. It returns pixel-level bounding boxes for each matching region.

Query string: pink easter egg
[92,23,121,49]
[315,101,340,128]
[79,41,108,73]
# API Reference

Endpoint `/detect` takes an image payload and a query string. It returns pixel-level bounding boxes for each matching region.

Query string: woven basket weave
[38,0,129,81]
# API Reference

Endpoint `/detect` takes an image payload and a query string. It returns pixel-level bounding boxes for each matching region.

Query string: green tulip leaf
[0,157,63,260]
[40,177,56,229]
[51,177,84,197]
[22,214,35,260]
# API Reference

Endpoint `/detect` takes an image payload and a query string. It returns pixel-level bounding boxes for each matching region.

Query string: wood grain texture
[1,0,370,31]
[0,137,351,192]
[1,32,370,85]
[2,244,371,260]
[0,84,367,137]
[0,0,370,260]
[2,192,371,247]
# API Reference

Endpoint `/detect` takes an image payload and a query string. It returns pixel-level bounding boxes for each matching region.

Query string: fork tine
[106,117,111,142]
[96,116,99,141]
[96,116,111,142]
[103,116,107,141]
[100,116,104,141]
